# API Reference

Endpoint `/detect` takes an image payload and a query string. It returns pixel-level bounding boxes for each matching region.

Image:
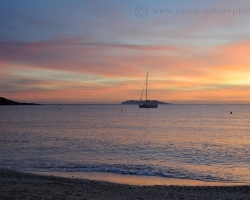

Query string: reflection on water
[1,104,250,184]
[34,172,245,186]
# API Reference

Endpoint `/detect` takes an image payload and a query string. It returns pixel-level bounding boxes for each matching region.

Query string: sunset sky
[1,0,250,104]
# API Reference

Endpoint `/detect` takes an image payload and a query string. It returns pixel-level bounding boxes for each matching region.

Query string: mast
[146,72,148,103]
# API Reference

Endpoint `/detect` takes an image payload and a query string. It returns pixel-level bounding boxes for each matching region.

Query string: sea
[1,104,250,185]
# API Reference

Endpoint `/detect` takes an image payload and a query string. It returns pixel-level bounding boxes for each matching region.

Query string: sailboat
[139,72,158,108]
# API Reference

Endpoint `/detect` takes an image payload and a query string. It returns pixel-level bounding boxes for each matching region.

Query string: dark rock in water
[121,100,172,105]
[0,97,40,105]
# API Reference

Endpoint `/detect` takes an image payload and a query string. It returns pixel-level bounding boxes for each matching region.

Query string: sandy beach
[1,169,250,200]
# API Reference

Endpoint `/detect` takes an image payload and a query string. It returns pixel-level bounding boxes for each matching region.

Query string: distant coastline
[121,100,172,105]
[0,97,40,105]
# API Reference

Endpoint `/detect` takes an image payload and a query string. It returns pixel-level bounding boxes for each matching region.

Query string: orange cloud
[1,38,250,103]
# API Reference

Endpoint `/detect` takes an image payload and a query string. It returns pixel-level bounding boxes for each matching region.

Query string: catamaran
[139,72,158,108]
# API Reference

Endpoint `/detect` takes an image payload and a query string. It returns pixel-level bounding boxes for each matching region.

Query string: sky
[1,0,250,104]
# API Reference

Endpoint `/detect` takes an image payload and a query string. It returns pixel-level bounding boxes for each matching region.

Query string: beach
[1,169,250,200]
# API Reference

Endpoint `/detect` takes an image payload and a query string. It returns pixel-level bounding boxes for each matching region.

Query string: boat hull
[139,104,158,108]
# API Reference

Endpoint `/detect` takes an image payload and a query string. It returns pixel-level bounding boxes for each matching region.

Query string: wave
[11,162,237,183]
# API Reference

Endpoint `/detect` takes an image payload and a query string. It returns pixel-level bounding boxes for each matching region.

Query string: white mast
[146,72,148,103]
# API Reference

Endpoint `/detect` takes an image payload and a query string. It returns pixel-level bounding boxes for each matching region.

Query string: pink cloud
[1,37,250,103]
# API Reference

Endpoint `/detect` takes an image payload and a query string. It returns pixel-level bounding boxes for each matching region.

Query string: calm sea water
[1,104,250,183]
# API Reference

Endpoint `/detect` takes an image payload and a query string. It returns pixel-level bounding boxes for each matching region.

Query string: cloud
[0,38,183,78]
[1,36,250,103]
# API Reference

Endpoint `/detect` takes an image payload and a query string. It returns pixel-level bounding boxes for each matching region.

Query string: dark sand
[1,169,250,200]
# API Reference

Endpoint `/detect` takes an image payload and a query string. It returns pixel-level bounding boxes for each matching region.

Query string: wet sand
[33,171,245,186]
[1,168,250,200]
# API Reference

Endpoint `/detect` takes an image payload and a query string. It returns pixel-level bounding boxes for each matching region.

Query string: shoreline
[1,169,250,200]
[33,171,245,187]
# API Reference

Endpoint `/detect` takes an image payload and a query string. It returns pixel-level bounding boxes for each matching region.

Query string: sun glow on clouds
[1,0,250,103]
[1,38,250,103]
[1,63,141,103]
